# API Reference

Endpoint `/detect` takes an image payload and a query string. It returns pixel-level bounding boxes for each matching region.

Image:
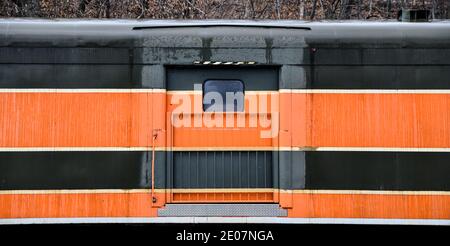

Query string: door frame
[164,65,281,204]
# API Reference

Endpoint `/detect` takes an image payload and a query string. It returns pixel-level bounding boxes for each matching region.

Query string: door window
[202,79,244,112]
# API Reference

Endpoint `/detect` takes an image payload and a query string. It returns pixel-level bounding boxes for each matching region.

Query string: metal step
[158,204,287,217]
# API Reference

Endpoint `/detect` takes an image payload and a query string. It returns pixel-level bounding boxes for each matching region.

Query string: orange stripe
[1,92,450,148]
[0,192,448,219]
[0,192,161,218]
[284,192,450,219]
[171,93,450,148]
[286,93,450,148]
[0,92,166,148]
[170,116,275,148]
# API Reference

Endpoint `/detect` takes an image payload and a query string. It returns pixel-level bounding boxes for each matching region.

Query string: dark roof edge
[132,24,311,30]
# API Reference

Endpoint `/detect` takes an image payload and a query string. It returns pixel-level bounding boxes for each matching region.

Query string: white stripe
[0,147,277,152]
[279,89,450,94]
[1,89,448,94]
[0,147,273,152]
[0,217,448,225]
[0,89,166,93]
[280,146,450,152]
[166,90,202,95]
[288,190,450,196]
[0,147,157,152]
[279,146,450,152]
[1,147,450,152]
[169,147,276,151]
[0,188,273,195]
[244,91,279,95]
[168,89,450,95]
[1,189,448,196]
[313,147,450,152]
[166,90,278,95]
[0,189,153,195]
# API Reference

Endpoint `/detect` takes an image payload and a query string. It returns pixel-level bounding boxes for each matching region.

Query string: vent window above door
[203,79,244,112]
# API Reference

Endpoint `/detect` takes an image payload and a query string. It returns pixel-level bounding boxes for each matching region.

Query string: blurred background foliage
[1,0,449,20]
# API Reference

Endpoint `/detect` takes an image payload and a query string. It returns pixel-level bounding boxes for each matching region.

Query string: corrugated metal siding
[172,151,273,189]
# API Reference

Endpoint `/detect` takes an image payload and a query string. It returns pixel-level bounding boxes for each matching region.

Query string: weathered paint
[0,20,450,223]
[1,91,449,148]
[0,190,448,219]
[0,192,159,218]
[0,92,165,148]
[285,192,450,219]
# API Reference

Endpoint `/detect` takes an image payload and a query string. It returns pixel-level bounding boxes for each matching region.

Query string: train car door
[166,66,279,203]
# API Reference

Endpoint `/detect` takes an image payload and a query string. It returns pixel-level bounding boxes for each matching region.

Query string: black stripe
[0,151,154,190]
[305,151,450,191]
[0,47,130,64]
[304,48,450,65]
[304,65,450,89]
[0,150,276,190]
[2,150,449,191]
[0,64,151,88]
[169,151,273,189]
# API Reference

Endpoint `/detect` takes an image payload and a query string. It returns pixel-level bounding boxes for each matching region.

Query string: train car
[0,19,449,225]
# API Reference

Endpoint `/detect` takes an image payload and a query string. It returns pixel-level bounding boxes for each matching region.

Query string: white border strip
[288,190,450,196]
[0,147,157,152]
[0,189,152,195]
[284,147,450,152]
[1,147,450,152]
[313,147,450,152]
[166,90,279,95]
[0,217,448,225]
[169,147,277,151]
[1,189,448,196]
[1,89,449,94]
[279,89,450,94]
[0,89,166,93]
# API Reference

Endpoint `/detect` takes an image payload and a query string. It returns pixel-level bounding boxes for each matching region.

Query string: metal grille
[172,151,273,189]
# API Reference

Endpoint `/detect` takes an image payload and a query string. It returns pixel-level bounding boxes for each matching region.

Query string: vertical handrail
[151,129,161,204]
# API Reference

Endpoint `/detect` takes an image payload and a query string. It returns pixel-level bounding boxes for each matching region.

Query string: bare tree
[310,0,318,19]
[387,0,392,18]
[275,0,281,19]
[1,0,449,20]
[339,0,352,19]
[431,0,436,19]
